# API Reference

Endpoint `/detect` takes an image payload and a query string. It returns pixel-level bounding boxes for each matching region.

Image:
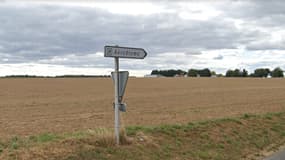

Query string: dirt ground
[0,77,285,139]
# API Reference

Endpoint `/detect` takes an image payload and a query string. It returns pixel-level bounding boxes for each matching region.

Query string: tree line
[2,75,111,78]
[151,67,284,78]
[151,69,187,77]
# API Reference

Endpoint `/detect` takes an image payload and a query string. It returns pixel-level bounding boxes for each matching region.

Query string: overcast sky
[0,0,285,76]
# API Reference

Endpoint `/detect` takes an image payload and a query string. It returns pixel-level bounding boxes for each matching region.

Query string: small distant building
[267,73,272,78]
[174,74,186,77]
[144,74,164,78]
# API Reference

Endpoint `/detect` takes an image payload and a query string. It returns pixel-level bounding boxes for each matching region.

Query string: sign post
[114,57,120,145]
[104,45,147,145]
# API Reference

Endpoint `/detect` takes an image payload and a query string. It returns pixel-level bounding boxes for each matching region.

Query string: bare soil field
[0,78,285,139]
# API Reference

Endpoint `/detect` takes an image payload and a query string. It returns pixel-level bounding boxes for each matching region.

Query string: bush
[271,67,284,77]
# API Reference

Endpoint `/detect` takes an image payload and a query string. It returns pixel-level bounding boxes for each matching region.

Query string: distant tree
[253,68,270,77]
[187,68,212,77]
[271,67,284,77]
[177,69,187,76]
[151,70,159,75]
[151,69,187,77]
[233,69,241,77]
[211,71,216,76]
[187,69,198,77]
[242,69,248,77]
[198,68,211,77]
[226,69,234,77]
[225,69,248,77]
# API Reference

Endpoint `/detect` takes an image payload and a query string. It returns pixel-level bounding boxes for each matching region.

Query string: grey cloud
[221,0,285,28]
[215,1,285,51]
[221,1,285,19]
[0,2,251,66]
[246,40,285,51]
[185,51,202,55]
[0,1,284,71]
[213,55,223,60]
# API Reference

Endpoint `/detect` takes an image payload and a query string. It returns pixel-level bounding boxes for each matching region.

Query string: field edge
[0,111,285,160]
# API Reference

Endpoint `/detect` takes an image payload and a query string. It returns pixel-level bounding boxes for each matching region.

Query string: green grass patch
[1,112,285,160]
[0,140,4,154]
[0,131,95,156]
[29,133,60,143]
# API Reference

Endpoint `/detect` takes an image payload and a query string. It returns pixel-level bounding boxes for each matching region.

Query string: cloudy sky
[0,0,285,76]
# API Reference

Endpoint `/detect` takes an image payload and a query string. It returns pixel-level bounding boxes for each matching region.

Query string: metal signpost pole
[104,45,147,146]
[114,57,120,145]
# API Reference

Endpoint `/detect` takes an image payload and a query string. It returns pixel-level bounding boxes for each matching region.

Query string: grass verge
[0,112,284,160]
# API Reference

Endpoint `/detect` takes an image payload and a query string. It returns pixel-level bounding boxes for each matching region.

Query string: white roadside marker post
[104,45,147,145]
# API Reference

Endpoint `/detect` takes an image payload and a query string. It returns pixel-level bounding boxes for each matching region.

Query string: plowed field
[1,78,285,139]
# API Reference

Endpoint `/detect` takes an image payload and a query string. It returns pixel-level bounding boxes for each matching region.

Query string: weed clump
[10,136,19,150]
[94,127,131,147]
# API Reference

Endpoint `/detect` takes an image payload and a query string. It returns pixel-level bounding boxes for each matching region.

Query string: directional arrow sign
[104,46,147,59]
[111,71,129,101]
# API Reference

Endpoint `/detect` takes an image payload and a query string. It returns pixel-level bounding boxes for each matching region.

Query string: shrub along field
[0,78,285,159]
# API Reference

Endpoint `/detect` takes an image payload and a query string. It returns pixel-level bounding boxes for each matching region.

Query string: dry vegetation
[0,112,284,160]
[0,77,285,139]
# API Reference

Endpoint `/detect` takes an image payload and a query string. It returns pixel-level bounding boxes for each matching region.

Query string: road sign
[113,103,127,112]
[104,46,147,59]
[104,45,147,145]
[111,71,129,101]
[119,103,126,112]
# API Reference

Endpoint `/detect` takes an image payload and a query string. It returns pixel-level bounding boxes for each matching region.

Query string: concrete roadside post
[104,45,147,145]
